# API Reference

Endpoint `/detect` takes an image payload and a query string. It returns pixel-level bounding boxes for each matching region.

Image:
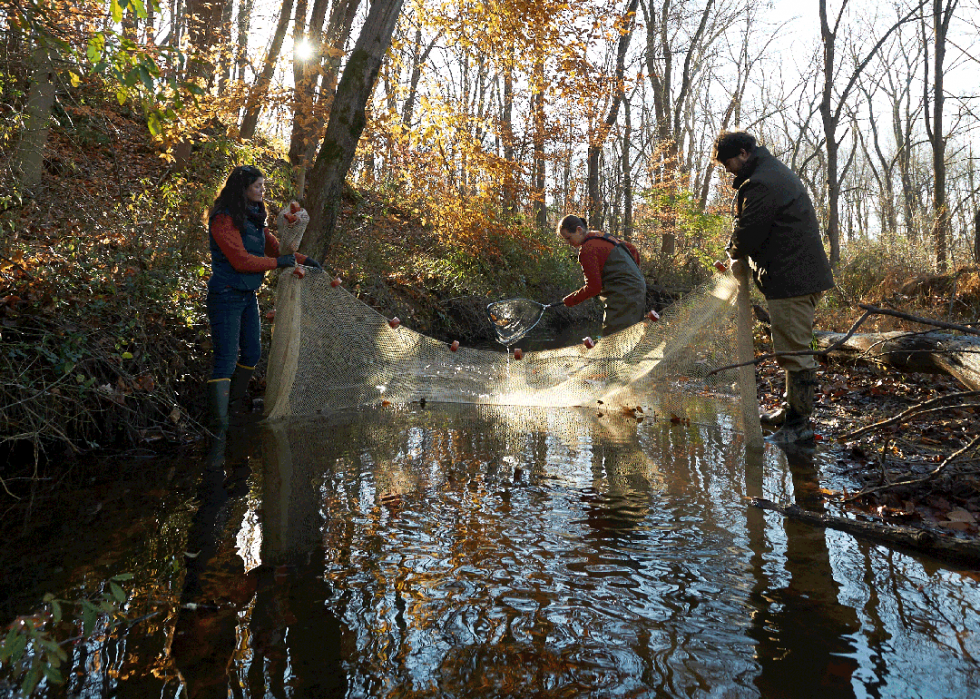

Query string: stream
[1,394,978,698]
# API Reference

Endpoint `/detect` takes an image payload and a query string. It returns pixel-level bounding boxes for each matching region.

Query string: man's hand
[276,254,296,268]
[730,257,747,277]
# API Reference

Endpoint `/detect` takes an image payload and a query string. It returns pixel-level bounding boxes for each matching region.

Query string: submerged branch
[751,497,980,566]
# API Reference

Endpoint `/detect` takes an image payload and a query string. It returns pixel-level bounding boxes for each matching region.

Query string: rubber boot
[207,379,231,433]
[760,370,790,427]
[767,369,816,445]
[228,364,254,416]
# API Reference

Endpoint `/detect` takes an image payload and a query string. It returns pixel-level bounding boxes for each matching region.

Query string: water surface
[2,397,978,698]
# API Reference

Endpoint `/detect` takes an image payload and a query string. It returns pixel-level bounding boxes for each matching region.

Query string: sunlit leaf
[110,0,123,24]
[87,33,105,63]
[147,112,161,136]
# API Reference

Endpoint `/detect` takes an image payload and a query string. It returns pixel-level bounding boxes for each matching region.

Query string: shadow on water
[2,396,979,697]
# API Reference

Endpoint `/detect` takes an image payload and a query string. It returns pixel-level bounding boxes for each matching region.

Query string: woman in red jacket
[205,165,320,430]
[557,214,647,336]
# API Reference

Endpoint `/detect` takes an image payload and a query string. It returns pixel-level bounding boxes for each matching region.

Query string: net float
[389,317,401,329]
[513,348,523,360]
[292,266,306,279]
[266,310,276,321]
[450,340,460,352]
[583,336,595,349]
[647,310,660,322]
[290,201,301,213]
[713,260,728,272]
[284,213,298,224]
[331,277,342,287]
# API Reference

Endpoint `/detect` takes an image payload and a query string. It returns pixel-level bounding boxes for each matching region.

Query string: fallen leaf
[947,509,977,524]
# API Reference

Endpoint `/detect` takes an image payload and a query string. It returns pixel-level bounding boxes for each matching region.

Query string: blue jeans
[206,286,261,380]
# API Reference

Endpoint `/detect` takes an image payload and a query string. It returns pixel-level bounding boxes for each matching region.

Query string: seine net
[264,271,741,420]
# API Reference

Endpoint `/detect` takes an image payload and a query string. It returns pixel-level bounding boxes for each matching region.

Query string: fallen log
[751,497,980,567]
[814,330,980,390]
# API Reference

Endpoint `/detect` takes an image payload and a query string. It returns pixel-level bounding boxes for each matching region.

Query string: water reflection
[255,404,759,697]
[745,447,861,698]
[5,400,980,698]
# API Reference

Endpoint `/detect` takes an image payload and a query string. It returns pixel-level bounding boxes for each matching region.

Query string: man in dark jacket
[714,131,835,444]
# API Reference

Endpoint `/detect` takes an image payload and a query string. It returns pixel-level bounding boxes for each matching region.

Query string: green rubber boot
[228,364,254,416]
[206,379,230,433]
[767,369,816,445]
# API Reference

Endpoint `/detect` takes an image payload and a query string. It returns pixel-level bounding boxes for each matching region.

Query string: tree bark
[304,0,406,257]
[814,330,980,391]
[239,0,296,140]
[13,43,56,190]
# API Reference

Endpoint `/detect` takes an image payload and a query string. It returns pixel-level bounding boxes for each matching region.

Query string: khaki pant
[767,292,822,372]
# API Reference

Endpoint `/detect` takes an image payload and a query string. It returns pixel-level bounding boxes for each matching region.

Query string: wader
[599,242,647,336]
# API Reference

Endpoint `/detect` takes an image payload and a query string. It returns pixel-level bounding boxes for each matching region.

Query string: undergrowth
[0,89,296,474]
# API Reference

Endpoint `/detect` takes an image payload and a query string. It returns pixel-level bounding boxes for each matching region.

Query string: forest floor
[754,345,980,543]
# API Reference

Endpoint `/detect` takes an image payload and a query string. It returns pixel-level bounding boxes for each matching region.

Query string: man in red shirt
[558,215,647,336]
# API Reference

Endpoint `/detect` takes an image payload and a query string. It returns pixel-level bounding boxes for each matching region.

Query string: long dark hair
[209,165,266,231]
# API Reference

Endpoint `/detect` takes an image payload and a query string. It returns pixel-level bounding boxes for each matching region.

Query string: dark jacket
[727,146,834,299]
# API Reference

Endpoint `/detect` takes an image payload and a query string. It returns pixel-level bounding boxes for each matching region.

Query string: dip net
[264,271,741,420]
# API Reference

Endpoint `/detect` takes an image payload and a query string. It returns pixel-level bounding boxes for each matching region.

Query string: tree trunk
[926,0,957,273]
[401,29,440,131]
[236,0,253,82]
[818,0,925,267]
[815,330,980,391]
[13,43,56,190]
[587,0,640,227]
[500,59,516,212]
[239,0,296,140]
[622,97,633,240]
[974,210,979,263]
[217,0,235,90]
[291,0,362,196]
[304,0,405,258]
[818,0,842,268]
[532,57,547,230]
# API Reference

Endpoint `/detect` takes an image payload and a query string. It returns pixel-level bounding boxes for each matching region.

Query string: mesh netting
[485,298,551,345]
[264,271,741,420]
